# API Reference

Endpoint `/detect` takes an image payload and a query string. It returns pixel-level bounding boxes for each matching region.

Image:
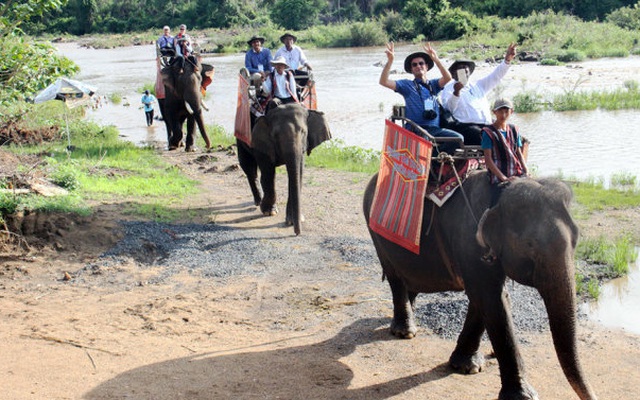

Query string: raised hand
[505,43,517,63]
[385,41,395,63]
[423,42,438,60]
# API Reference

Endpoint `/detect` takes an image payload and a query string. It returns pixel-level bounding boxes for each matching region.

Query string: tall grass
[577,235,638,277]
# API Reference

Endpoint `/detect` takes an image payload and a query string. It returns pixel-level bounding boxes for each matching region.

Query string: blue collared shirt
[245,48,273,74]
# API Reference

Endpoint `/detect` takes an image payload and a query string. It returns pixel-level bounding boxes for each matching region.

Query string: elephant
[161,59,212,151]
[237,103,331,235]
[362,171,597,400]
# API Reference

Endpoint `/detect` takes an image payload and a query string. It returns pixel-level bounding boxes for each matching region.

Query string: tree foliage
[0,0,79,104]
[271,0,324,30]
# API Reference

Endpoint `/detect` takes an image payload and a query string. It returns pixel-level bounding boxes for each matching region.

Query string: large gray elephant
[362,172,597,400]
[238,103,331,235]
[161,59,212,151]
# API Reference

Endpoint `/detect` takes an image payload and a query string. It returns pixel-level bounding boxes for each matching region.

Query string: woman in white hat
[262,56,299,110]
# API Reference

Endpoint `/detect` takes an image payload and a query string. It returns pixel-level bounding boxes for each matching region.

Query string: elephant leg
[449,299,486,374]
[387,273,417,339]
[472,283,538,399]
[259,164,278,216]
[236,141,262,206]
[157,98,172,147]
[169,115,185,150]
[185,115,196,152]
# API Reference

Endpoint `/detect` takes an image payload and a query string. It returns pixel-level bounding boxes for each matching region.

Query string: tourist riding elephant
[161,59,212,151]
[238,103,331,235]
[363,172,597,400]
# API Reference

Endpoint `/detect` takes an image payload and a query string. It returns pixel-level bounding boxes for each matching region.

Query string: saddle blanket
[369,120,432,254]
[427,159,480,207]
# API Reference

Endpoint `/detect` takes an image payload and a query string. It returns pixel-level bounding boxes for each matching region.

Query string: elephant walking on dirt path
[237,103,331,235]
[363,172,598,400]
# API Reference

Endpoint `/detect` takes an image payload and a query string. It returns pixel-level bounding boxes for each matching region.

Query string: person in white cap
[262,56,298,111]
[274,33,311,71]
[481,97,529,205]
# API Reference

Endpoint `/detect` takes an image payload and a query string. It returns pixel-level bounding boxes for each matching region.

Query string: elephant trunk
[538,256,597,400]
[285,155,302,236]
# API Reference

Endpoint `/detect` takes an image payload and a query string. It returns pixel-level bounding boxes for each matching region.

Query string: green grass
[575,234,638,299]
[1,101,200,220]
[306,139,381,174]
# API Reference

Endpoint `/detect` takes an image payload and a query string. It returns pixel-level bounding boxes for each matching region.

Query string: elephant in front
[161,59,212,151]
[238,103,331,235]
[363,172,597,400]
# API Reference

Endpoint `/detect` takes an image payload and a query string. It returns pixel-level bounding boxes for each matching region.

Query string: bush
[513,91,544,113]
[381,10,416,41]
[349,19,388,47]
[432,8,480,40]
[606,2,640,31]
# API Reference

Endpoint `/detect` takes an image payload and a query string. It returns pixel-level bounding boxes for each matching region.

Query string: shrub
[349,19,388,47]
[606,2,640,31]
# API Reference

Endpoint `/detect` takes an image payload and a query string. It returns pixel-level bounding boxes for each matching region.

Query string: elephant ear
[306,110,332,156]
[476,206,502,258]
[251,116,276,163]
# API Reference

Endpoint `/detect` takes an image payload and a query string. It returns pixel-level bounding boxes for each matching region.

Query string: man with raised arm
[379,42,463,155]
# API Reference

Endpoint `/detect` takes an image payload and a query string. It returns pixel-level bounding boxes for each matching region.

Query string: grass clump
[306,139,380,173]
[575,234,638,299]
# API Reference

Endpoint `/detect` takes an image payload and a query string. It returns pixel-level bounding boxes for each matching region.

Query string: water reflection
[580,253,640,334]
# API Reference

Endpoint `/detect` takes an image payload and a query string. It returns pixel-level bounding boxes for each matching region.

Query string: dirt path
[2,147,640,399]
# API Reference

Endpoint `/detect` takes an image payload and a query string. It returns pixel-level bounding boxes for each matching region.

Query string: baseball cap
[492,98,514,111]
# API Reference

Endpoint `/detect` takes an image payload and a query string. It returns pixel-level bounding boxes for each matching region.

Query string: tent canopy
[34,77,97,107]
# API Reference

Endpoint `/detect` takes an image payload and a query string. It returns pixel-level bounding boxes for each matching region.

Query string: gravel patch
[74,219,564,340]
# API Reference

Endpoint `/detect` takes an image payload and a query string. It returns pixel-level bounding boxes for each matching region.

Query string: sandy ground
[2,148,640,400]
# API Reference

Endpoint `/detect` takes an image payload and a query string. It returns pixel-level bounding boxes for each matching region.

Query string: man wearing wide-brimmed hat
[245,35,273,79]
[379,41,463,155]
[262,56,298,111]
[441,43,517,145]
[274,32,312,71]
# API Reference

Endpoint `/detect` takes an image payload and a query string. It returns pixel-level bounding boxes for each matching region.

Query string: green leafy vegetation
[576,234,638,299]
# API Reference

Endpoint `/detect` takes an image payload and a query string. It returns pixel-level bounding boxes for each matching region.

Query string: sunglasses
[411,61,426,67]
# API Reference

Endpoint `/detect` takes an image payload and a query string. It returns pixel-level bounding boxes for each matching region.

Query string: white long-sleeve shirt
[274,45,308,70]
[442,61,511,124]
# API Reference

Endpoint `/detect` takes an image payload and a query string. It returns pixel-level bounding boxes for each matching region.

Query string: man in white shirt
[441,43,517,145]
[274,33,312,71]
[262,56,299,112]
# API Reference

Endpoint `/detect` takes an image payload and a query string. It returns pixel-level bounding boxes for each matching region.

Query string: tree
[270,0,324,30]
[0,0,79,103]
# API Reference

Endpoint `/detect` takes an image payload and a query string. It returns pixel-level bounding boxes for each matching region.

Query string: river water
[55,42,640,333]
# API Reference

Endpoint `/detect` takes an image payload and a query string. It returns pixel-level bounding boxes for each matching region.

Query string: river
[55,41,640,333]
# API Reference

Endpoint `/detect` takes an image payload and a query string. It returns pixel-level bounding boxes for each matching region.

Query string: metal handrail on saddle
[389,105,483,161]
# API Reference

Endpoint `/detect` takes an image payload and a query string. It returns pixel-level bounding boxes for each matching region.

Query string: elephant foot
[261,205,278,216]
[168,145,178,151]
[185,146,197,153]
[449,350,485,374]
[498,381,539,400]
[390,318,417,339]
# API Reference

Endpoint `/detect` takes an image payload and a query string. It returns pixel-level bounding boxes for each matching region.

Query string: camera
[423,109,437,120]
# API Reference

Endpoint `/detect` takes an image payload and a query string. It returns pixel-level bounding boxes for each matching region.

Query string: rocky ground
[1,146,640,399]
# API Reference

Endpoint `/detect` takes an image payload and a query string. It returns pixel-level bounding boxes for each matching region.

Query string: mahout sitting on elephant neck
[363,171,598,400]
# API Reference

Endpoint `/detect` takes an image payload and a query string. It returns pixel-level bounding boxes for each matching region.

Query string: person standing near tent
[141,90,157,126]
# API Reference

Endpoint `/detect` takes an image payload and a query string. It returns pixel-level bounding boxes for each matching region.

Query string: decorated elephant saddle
[427,159,481,207]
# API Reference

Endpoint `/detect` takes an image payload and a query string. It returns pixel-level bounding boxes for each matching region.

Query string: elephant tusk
[185,101,194,115]
[200,99,209,111]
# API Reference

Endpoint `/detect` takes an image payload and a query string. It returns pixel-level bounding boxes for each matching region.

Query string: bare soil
[1,146,640,400]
